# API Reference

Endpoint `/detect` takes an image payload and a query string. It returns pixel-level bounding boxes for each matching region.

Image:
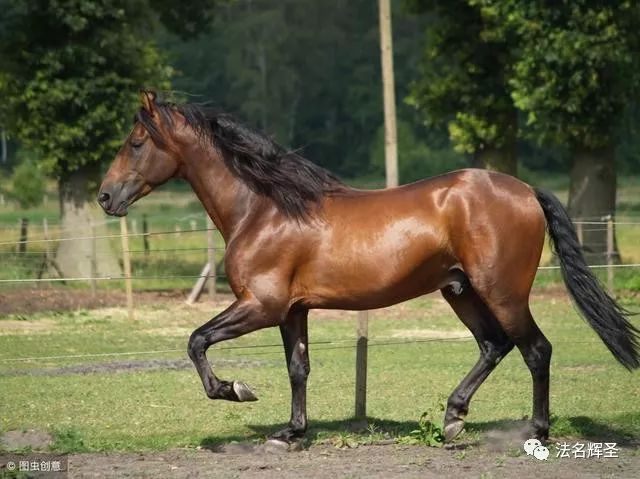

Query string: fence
[2,212,640,418]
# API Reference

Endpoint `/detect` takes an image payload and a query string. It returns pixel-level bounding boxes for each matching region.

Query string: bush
[9,160,45,209]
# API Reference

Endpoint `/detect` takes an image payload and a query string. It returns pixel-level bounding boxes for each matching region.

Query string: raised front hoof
[443,419,465,443]
[233,381,258,402]
[208,381,258,402]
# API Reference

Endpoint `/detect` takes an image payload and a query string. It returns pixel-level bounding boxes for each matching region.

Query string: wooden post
[90,222,97,296]
[190,219,197,231]
[606,215,614,293]
[120,217,134,320]
[353,0,399,419]
[355,310,369,419]
[18,218,28,253]
[576,220,583,247]
[42,218,51,263]
[207,216,217,301]
[142,214,150,256]
[379,0,398,189]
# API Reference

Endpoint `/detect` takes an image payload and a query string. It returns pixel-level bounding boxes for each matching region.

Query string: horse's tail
[534,187,640,370]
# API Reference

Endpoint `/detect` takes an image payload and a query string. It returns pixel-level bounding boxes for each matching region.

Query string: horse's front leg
[269,309,310,444]
[187,298,281,402]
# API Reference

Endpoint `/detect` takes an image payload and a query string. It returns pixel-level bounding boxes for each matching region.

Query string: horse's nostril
[98,192,110,204]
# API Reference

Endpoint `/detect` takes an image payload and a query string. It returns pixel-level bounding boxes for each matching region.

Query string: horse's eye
[130,139,144,148]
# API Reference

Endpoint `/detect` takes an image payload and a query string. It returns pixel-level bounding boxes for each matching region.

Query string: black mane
[137,101,346,220]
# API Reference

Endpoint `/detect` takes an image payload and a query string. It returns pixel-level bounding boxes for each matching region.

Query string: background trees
[1,0,640,266]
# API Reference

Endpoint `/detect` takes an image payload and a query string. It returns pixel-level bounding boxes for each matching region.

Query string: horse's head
[98,90,182,216]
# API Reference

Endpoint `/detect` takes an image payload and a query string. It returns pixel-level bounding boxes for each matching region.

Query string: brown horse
[99,91,639,445]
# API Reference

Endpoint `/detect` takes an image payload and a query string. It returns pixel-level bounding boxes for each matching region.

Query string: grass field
[1,292,639,453]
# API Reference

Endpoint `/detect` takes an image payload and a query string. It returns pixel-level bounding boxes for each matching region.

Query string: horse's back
[295,169,543,309]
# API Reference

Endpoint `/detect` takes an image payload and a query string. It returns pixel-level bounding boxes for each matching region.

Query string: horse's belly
[297,247,456,310]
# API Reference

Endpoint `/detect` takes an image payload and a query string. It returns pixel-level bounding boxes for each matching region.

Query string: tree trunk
[55,164,121,279]
[472,112,518,176]
[472,145,517,176]
[567,144,619,265]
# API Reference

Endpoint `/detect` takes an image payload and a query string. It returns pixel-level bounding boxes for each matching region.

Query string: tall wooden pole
[355,0,399,420]
[379,0,398,189]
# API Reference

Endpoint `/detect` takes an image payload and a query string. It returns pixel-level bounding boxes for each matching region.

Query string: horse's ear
[140,90,157,115]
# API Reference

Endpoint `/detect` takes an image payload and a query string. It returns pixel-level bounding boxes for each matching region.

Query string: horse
[99,91,639,445]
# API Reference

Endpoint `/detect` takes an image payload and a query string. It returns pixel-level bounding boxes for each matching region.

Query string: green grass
[0,294,639,452]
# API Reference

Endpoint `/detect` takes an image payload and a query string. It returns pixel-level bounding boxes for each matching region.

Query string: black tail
[535,188,640,370]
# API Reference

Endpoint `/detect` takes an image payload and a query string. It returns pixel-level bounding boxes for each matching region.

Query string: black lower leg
[187,300,271,402]
[441,280,514,442]
[269,309,310,443]
[518,329,552,440]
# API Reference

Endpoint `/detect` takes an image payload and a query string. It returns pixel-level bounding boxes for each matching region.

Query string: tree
[8,162,45,210]
[160,0,448,181]
[0,0,172,277]
[406,0,518,175]
[477,0,640,262]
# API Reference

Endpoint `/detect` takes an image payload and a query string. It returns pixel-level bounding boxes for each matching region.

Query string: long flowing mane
[137,101,346,219]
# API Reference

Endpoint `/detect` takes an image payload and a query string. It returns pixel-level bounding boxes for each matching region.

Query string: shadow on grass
[199,413,640,449]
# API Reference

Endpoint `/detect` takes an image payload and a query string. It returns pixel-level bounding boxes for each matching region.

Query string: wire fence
[1,212,639,303]
[1,211,637,419]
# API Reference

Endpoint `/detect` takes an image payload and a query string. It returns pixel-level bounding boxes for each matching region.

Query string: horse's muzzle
[98,182,131,217]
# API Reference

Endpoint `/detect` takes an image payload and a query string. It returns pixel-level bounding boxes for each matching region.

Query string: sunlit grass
[0,294,639,452]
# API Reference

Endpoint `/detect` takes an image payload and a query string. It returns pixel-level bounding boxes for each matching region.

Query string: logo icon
[523,438,550,460]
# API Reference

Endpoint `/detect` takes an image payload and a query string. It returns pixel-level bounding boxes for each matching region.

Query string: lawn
[1,291,639,452]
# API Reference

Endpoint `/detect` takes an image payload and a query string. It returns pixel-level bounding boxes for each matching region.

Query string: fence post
[606,214,614,293]
[355,310,368,419]
[18,218,28,253]
[142,214,150,256]
[90,222,97,297]
[576,219,583,246]
[207,216,217,301]
[120,217,134,320]
[42,218,51,262]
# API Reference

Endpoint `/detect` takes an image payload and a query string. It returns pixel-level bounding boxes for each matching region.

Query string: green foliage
[160,0,452,180]
[8,160,45,209]
[473,0,640,149]
[401,401,445,447]
[406,0,516,155]
[0,0,172,177]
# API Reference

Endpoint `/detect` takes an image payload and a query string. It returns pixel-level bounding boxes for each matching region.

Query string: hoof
[444,419,465,443]
[233,381,258,402]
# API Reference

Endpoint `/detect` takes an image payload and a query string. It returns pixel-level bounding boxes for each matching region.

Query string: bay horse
[99,91,639,445]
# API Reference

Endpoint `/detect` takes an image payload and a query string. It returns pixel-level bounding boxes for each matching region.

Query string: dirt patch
[0,429,53,451]
[0,358,275,377]
[0,288,232,316]
[67,442,640,479]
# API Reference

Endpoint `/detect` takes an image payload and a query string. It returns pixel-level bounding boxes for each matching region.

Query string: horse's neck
[182,144,255,242]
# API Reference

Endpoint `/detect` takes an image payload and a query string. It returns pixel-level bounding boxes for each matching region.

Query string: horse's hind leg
[492,305,552,440]
[269,308,310,444]
[441,277,514,442]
